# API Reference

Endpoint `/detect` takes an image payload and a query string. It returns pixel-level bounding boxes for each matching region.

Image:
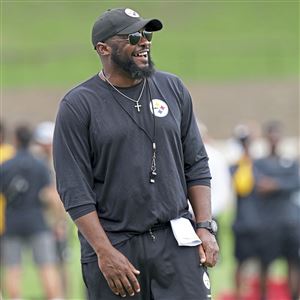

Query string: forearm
[188,185,212,222]
[277,178,300,192]
[74,210,112,256]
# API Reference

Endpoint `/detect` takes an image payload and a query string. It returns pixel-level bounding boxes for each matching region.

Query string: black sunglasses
[117,30,153,45]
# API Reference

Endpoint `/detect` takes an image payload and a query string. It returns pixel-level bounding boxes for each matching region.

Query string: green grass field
[2,1,298,87]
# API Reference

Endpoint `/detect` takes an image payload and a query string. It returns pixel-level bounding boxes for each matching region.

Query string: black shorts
[257,225,300,266]
[82,226,211,300]
[234,232,260,263]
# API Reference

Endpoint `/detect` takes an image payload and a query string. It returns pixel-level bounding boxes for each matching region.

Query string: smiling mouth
[133,51,148,58]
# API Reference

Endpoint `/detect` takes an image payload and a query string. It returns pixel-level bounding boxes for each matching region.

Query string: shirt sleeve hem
[187,179,211,188]
[68,203,96,221]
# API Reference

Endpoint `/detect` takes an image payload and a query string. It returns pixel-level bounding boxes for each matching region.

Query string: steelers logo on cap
[125,8,140,18]
[150,99,169,117]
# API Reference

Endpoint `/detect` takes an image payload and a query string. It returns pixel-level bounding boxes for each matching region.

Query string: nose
[139,36,151,46]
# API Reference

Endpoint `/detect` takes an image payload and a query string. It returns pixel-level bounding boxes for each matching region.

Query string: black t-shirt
[254,156,300,225]
[0,150,51,236]
[53,70,211,262]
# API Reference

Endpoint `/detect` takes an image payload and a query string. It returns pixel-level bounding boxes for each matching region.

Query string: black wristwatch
[195,220,218,235]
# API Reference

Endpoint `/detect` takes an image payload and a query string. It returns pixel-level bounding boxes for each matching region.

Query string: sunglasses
[117,30,153,45]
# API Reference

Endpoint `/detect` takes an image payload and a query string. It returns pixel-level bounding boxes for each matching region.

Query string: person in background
[34,121,70,298]
[290,177,300,299]
[0,121,15,300]
[53,7,218,300]
[230,124,261,300]
[0,121,15,235]
[0,124,63,300]
[254,121,300,300]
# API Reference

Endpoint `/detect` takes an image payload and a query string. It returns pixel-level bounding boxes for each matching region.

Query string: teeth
[134,52,148,57]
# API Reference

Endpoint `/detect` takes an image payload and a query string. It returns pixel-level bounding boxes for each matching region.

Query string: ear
[95,42,111,56]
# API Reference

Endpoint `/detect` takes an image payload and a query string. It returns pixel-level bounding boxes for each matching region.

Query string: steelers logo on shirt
[150,99,169,117]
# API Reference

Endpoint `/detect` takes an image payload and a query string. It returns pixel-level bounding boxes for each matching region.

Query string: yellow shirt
[0,143,15,235]
[0,143,15,164]
[233,155,255,197]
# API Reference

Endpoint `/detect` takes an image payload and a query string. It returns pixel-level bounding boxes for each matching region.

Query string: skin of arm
[74,211,140,297]
[188,185,219,267]
[256,176,279,195]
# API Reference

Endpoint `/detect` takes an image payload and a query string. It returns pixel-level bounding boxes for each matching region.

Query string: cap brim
[118,19,163,34]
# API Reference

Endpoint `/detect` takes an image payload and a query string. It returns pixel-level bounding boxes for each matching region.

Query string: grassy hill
[2,1,298,87]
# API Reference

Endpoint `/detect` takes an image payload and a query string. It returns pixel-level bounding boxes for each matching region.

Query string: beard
[110,44,155,80]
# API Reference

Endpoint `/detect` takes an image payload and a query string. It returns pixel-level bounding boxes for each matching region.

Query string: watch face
[211,220,218,233]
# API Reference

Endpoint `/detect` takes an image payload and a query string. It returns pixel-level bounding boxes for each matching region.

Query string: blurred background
[1,1,299,300]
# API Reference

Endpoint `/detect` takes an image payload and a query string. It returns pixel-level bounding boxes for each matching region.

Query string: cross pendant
[135,102,142,112]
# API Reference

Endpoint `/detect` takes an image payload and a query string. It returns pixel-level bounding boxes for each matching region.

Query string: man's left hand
[196,229,219,267]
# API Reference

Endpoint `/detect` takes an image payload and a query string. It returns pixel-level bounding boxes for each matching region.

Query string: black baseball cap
[92,8,163,48]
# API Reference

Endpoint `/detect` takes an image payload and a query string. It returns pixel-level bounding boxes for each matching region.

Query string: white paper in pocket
[170,217,201,246]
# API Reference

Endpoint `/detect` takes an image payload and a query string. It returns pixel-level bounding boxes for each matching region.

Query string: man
[53,8,219,300]
[0,121,15,235]
[0,125,63,300]
[34,121,70,298]
[254,121,300,300]
[0,121,15,300]
[230,125,261,300]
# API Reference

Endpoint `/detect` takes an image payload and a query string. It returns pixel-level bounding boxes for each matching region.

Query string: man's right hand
[74,212,141,297]
[98,246,141,297]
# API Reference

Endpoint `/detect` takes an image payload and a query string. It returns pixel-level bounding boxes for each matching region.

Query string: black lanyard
[106,77,158,183]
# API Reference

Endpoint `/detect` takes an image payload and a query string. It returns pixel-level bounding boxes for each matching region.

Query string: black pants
[82,226,211,300]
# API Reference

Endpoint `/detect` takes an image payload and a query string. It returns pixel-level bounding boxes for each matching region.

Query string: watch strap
[195,220,217,235]
[196,221,211,229]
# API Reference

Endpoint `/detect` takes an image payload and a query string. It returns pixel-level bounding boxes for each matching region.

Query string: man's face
[266,129,281,148]
[107,31,155,79]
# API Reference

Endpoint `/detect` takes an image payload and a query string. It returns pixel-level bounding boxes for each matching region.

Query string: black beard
[110,44,155,79]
